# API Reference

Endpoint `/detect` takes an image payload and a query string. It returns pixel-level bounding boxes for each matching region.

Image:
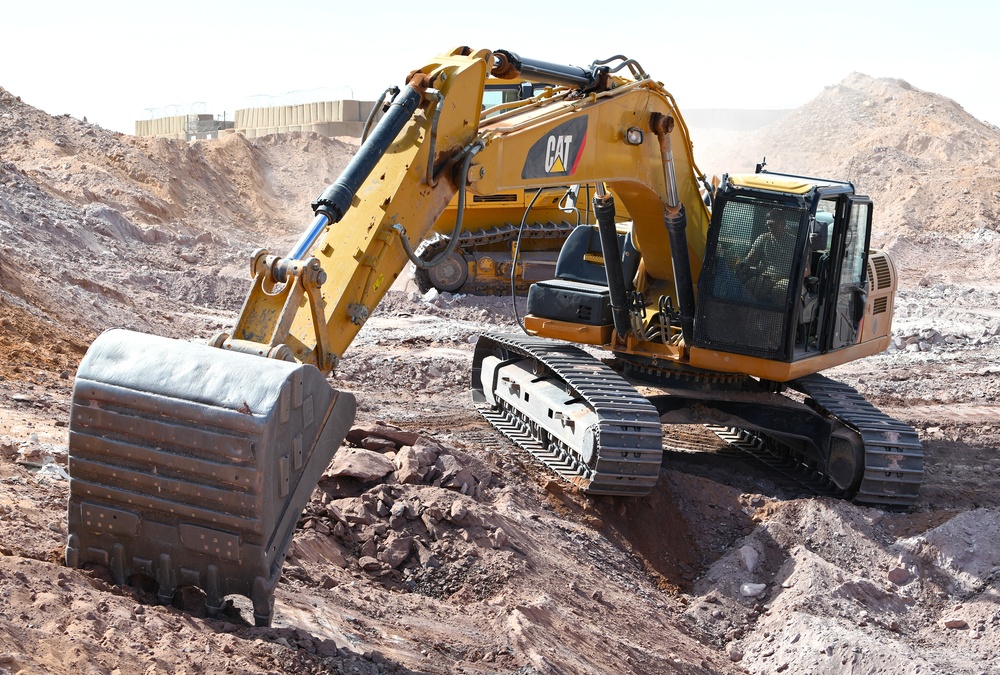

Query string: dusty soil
[1,73,999,674]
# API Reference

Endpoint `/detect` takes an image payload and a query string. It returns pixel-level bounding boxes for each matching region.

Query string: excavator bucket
[64,329,355,626]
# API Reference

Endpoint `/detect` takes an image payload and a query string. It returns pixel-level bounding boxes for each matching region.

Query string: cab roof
[728,172,854,196]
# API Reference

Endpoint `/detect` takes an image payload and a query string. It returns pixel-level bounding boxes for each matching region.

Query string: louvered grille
[870,254,892,290]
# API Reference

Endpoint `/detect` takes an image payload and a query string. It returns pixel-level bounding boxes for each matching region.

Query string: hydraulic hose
[360,86,399,144]
[395,141,484,270]
[512,188,544,335]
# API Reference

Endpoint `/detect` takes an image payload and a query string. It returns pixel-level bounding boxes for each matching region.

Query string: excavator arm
[65,47,711,625]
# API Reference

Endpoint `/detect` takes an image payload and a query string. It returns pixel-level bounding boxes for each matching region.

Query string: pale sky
[2,1,997,134]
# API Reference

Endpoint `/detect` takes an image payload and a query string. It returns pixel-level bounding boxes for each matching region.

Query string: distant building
[135,100,378,140]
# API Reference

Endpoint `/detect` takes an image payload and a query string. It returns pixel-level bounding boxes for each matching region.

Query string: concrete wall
[230,100,376,138]
[135,115,187,139]
[135,114,234,140]
[136,100,377,140]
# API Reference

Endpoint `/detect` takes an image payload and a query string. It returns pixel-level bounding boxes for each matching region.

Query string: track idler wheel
[424,250,469,292]
[826,430,865,492]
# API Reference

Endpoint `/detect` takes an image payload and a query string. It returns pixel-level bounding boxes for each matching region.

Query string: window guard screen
[694,200,804,360]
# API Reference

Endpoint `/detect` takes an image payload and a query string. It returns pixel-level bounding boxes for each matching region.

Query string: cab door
[822,197,872,350]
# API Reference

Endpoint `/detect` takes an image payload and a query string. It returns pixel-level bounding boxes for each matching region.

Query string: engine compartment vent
[472,193,519,203]
[869,254,893,290]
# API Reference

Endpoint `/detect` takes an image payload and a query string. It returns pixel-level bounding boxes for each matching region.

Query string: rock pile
[291,423,516,600]
[888,325,999,354]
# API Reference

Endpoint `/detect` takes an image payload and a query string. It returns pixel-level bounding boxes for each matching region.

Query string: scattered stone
[433,454,469,489]
[489,527,508,549]
[740,583,767,598]
[359,537,377,559]
[360,436,397,452]
[411,439,441,468]
[739,545,759,573]
[449,499,468,524]
[543,480,564,495]
[327,448,395,482]
[379,535,413,569]
[346,423,420,449]
[0,437,16,461]
[888,567,911,585]
[333,497,377,526]
[943,618,968,629]
[394,446,423,484]
[415,543,440,569]
[316,640,339,658]
[358,556,383,572]
[447,446,493,488]
[16,444,45,465]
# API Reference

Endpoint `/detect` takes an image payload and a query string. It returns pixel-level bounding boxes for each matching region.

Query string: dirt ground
[1,72,999,674]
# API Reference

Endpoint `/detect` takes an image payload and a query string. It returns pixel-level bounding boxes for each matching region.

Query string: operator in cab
[736,208,796,303]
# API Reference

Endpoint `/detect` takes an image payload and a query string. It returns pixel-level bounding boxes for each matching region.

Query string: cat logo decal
[521,117,588,179]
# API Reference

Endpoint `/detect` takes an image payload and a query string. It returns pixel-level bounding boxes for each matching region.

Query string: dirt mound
[1,86,356,234]
[0,87,358,384]
[692,73,1000,276]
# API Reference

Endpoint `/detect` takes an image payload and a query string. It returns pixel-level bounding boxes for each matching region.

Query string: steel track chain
[708,374,923,509]
[796,373,923,508]
[475,333,663,496]
[706,425,846,497]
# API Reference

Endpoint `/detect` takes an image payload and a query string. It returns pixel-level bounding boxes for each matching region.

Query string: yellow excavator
[418,78,635,294]
[416,182,598,294]
[65,47,922,626]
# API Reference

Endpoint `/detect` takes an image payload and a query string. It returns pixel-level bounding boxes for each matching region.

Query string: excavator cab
[690,170,892,379]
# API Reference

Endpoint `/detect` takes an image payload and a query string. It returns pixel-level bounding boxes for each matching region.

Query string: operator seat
[526,224,639,326]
